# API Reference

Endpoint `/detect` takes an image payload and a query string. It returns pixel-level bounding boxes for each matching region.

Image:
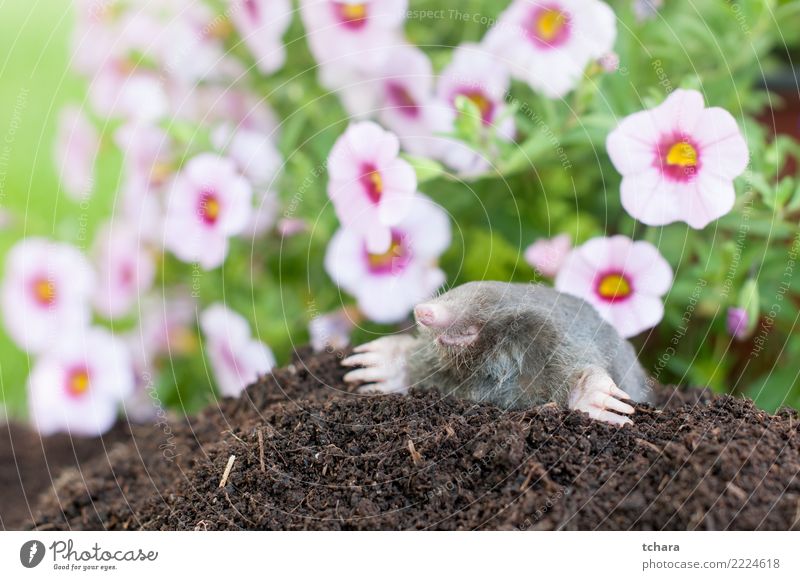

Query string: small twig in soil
[224,430,245,445]
[407,439,422,465]
[635,438,663,454]
[219,455,236,488]
[257,430,266,473]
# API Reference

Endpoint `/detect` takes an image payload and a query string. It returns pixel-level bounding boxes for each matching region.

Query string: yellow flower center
[340,2,367,21]
[200,192,221,225]
[367,239,403,271]
[150,162,172,185]
[367,170,383,194]
[535,9,567,42]
[361,167,384,203]
[462,90,494,124]
[206,16,233,40]
[32,278,56,306]
[67,369,90,398]
[666,141,698,167]
[597,273,632,301]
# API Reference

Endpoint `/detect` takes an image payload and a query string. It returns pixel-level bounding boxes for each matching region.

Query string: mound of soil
[21,350,800,530]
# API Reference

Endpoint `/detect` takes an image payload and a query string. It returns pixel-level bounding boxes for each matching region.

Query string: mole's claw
[569,366,636,426]
[589,392,635,415]
[342,352,380,367]
[346,335,415,395]
[595,410,633,427]
[344,367,386,384]
[609,383,632,400]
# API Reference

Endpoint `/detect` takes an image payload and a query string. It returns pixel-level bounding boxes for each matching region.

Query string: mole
[342,281,651,426]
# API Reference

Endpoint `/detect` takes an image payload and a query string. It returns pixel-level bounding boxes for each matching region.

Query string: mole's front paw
[568,366,635,427]
[341,335,415,394]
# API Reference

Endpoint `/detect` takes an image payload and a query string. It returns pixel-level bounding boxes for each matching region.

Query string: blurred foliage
[1,0,800,416]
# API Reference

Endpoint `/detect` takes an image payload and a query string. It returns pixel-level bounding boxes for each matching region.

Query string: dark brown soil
[13,349,800,531]
[0,421,130,530]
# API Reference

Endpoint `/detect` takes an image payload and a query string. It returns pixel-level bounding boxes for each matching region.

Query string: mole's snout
[414,303,451,328]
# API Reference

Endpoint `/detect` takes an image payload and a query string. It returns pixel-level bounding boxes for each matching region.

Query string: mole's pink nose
[414,303,450,328]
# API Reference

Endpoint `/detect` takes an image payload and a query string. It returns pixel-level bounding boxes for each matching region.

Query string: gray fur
[406,281,650,409]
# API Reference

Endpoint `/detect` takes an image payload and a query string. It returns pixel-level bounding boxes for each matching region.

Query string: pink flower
[1,238,94,353]
[201,303,276,397]
[483,0,617,98]
[437,43,515,141]
[324,193,450,323]
[606,89,749,229]
[91,221,156,320]
[277,218,309,237]
[555,235,672,338]
[433,43,516,176]
[114,123,175,242]
[160,4,241,84]
[164,154,253,269]
[28,327,134,436]
[54,106,99,201]
[229,0,292,74]
[524,233,571,277]
[328,121,417,253]
[85,12,170,121]
[727,307,749,340]
[300,0,408,73]
[309,307,360,352]
[134,292,198,365]
[377,46,454,159]
[598,51,619,72]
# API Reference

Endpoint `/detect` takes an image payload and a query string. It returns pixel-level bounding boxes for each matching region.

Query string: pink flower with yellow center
[438,43,514,138]
[483,0,617,98]
[431,42,516,176]
[201,303,276,397]
[1,238,94,353]
[327,121,417,253]
[228,0,292,74]
[524,233,571,277]
[164,154,253,270]
[606,89,749,229]
[85,11,170,122]
[27,327,134,436]
[54,105,99,202]
[325,193,450,323]
[300,0,408,73]
[114,122,175,243]
[555,235,672,338]
[320,44,455,161]
[189,87,283,238]
[91,221,156,320]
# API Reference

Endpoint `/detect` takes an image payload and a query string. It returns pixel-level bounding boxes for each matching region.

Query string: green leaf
[453,94,483,145]
[402,154,445,184]
[738,278,760,334]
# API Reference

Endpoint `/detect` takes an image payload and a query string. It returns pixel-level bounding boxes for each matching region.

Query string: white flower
[228,0,292,74]
[92,221,156,320]
[483,0,617,98]
[606,89,749,228]
[28,327,134,436]
[201,303,276,397]
[1,238,94,353]
[163,154,253,269]
[325,193,451,323]
[54,105,99,201]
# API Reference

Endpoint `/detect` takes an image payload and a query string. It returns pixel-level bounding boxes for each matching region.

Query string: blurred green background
[1,0,800,420]
[1,1,82,415]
